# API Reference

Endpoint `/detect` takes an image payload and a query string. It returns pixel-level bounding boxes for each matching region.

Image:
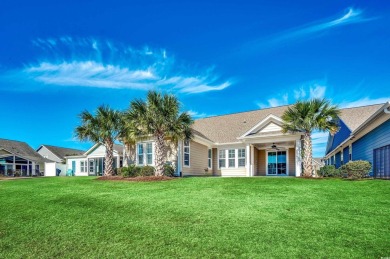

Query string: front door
[267,151,287,175]
[88,159,95,176]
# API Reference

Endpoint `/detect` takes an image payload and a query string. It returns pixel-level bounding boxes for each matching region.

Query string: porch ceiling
[254,141,295,150]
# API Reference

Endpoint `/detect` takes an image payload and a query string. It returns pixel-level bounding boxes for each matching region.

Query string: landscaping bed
[97,175,174,182]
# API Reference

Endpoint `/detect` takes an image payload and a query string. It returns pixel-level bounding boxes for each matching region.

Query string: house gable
[0,148,12,156]
[84,143,119,157]
[36,145,62,163]
[325,119,351,155]
[239,115,284,139]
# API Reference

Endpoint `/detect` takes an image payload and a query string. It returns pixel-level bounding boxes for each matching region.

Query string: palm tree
[118,113,137,167]
[124,91,193,176]
[281,98,340,177]
[75,105,121,176]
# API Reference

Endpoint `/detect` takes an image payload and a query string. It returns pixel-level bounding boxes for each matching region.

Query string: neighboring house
[324,102,390,178]
[125,105,304,177]
[36,145,85,176]
[312,158,324,174]
[0,138,48,176]
[65,143,123,176]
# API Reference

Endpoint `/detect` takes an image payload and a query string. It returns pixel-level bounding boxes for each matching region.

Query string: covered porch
[243,137,302,177]
[0,155,40,177]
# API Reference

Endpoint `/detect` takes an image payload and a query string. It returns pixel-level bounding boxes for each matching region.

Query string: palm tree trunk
[302,132,313,177]
[104,139,114,176]
[123,143,134,167]
[154,133,165,176]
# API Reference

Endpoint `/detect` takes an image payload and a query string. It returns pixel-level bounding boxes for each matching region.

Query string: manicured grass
[0,177,389,258]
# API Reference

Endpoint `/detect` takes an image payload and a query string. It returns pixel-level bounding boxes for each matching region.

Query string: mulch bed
[96,175,175,182]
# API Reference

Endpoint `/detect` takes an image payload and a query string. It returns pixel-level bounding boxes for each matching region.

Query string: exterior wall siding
[288,148,296,176]
[182,140,210,176]
[352,118,390,165]
[37,146,62,163]
[343,147,349,164]
[212,148,219,176]
[253,148,258,176]
[327,119,351,155]
[335,151,341,168]
[257,149,266,176]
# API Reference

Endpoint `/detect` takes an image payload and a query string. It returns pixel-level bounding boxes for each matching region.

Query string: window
[80,161,87,173]
[349,145,352,161]
[137,144,144,165]
[238,149,246,167]
[146,143,153,165]
[228,149,235,168]
[374,145,390,178]
[208,149,212,169]
[219,149,226,168]
[267,151,287,175]
[184,140,190,167]
[341,152,344,165]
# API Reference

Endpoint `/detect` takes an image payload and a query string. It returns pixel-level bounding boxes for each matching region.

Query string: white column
[32,162,36,176]
[250,145,254,176]
[246,144,250,177]
[295,139,302,177]
[177,141,182,176]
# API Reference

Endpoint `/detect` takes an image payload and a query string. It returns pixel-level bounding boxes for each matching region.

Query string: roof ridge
[0,138,29,144]
[195,104,291,120]
[42,144,85,151]
[340,102,386,110]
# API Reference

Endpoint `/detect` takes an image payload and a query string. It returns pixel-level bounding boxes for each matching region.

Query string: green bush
[118,165,142,177]
[339,160,371,179]
[163,163,175,177]
[140,165,155,176]
[318,165,340,177]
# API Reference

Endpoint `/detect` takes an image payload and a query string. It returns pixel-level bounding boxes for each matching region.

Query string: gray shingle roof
[0,138,48,163]
[40,145,85,160]
[338,103,384,131]
[113,144,124,155]
[192,105,290,143]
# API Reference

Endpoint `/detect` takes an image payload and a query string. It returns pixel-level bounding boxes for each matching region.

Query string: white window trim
[217,147,247,170]
[218,149,226,169]
[349,145,352,161]
[238,148,246,168]
[208,148,212,169]
[265,150,289,176]
[146,142,153,165]
[80,160,87,173]
[136,141,155,166]
[183,140,190,168]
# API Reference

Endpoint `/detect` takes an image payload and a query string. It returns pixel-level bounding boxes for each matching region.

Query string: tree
[124,91,193,176]
[281,98,340,177]
[75,105,121,176]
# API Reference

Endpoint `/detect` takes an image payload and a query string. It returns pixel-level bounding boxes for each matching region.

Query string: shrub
[318,165,340,177]
[163,163,175,177]
[339,160,372,179]
[118,165,142,177]
[140,165,155,176]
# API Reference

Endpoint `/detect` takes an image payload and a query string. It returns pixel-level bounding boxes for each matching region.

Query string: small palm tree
[125,91,193,176]
[75,105,121,176]
[282,98,340,177]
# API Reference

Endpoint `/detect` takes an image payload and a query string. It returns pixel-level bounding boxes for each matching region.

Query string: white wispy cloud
[271,7,371,43]
[256,81,327,108]
[1,37,231,94]
[339,97,390,108]
[188,110,214,119]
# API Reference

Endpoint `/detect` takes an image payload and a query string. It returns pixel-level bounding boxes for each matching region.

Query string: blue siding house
[324,102,390,178]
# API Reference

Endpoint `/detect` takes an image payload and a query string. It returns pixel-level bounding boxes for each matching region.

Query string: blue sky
[1,0,389,156]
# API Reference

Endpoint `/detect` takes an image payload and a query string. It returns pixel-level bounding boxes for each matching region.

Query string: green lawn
[0,177,389,258]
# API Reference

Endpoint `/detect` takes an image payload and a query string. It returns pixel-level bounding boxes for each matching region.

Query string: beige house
[125,105,304,177]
